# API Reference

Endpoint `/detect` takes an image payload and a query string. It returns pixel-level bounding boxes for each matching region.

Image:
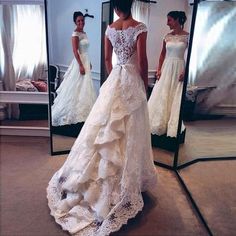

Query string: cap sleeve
[105,25,112,39]
[134,23,147,41]
[72,31,80,37]
[163,33,171,42]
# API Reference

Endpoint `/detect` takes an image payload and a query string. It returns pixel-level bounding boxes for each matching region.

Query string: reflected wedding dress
[148,34,188,137]
[47,23,157,235]
[51,31,97,126]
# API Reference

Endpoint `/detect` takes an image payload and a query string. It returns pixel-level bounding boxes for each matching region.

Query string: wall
[147,0,191,72]
[47,0,192,80]
[47,0,105,93]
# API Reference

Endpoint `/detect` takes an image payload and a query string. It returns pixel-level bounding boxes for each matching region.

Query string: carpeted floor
[0,135,235,235]
[179,161,236,236]
[152,118,236,167]
[178,119,236,166]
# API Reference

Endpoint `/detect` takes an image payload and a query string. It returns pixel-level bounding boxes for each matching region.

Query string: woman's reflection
[148,11,189,138]
[51,11,97,126]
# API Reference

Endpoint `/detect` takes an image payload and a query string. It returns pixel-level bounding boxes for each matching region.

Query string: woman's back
[105,21,147,65]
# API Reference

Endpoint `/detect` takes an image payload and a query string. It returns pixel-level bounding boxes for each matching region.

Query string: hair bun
[178,11,187,25]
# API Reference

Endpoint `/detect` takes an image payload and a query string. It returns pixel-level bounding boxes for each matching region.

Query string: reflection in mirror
[146,0,193,166]
[178,0,236,166]
[0,3,48,132]
[46,0,105,154]
[100,1,112,85]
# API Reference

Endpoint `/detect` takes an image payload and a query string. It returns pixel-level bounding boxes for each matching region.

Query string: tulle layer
[47,64,157,235]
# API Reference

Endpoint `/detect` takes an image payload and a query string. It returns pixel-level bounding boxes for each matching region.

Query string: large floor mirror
[45,0,111,155]
[174,1,236,235]
[148,0,194,167]
[177,0,236,168]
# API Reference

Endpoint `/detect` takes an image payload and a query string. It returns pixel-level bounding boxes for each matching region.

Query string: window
[0,4,47,88]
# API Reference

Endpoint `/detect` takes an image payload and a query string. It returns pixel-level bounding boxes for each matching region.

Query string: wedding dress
[148,34,189,137]
[51,31,97,126]
[47,23,157,236]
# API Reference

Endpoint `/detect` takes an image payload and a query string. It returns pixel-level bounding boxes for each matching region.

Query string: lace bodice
[72,31,89,54]
[164,34,189,60]
[105,23,147,65]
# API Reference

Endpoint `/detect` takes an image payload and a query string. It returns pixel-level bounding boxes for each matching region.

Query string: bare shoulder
[131,19,142,27]
[109,19,122,29]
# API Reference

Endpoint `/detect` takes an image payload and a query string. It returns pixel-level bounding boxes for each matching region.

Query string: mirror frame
[152,0,198,169]
[45,0,114,155]
[44,0,56,155]
[100,1,114,86]
[173,0,199,169]
[45,0,83,155]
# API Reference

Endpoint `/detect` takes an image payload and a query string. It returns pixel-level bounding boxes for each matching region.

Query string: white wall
[47,0,104,75]
[47,0,192,78]
[147,0,191,72]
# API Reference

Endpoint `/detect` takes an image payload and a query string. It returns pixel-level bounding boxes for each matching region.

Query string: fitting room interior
[0,0,236,236]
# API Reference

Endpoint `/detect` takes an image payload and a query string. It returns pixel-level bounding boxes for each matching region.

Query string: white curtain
[0,5,19,119]
[12,5,46,81]
[132,0,150,26]
[0,4,46,119]
[0,4,46,84]
[0,5,16,91]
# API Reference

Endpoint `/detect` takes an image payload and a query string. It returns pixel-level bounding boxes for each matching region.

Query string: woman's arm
[104,35,113,75]
[72,36,85,75]
[156,40,166,80]
[179,35,189,81]
[137,31,148,91]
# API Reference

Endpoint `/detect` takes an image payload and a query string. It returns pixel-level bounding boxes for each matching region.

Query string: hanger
[136,0,157,3]
[84,9,94,19]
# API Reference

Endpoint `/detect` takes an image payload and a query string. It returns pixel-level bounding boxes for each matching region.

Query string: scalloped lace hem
[47,174,145,236]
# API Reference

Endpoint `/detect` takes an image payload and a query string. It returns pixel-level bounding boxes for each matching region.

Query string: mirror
[100,1,112,85]
[46,0,109,154]
[147,0,194,167]
[177,0,236,167]
[0,2,48,134]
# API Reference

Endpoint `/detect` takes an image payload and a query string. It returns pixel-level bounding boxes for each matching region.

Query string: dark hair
[73,11,84,23]
[111,0,134,17]
[167,11,187,28]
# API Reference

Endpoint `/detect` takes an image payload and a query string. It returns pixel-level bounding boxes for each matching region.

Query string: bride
[148,11,189,138]
[47,0,157,235]
[51,11,97,126]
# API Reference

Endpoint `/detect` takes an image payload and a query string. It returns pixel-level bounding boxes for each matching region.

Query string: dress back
[105,23,147,65]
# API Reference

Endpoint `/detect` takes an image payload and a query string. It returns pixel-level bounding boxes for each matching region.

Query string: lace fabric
[47,22,157,235]
[51,31,97,126]
[148,34,189,137]
[105,23,147,65]
[164,33,189,43]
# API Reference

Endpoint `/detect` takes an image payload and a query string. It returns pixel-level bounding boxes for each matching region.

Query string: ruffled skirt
[47,64,157,235]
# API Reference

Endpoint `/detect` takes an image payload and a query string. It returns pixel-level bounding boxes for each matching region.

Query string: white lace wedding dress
[47,23,157,236]
[51,31,97,126]
[148,33,189,137]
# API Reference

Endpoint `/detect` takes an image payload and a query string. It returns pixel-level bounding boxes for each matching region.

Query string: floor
[0,135,235,236]
[152,118,236,167]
